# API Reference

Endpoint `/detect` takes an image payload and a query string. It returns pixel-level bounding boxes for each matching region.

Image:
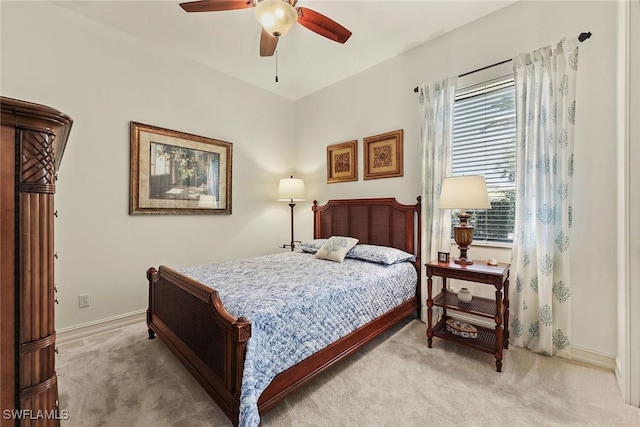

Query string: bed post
[147,268,158,339]
[312,200,319,237]
[228,315,251,427]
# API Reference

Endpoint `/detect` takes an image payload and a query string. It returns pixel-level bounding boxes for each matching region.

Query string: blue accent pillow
[346,244,416,265]
[299,239,327,254]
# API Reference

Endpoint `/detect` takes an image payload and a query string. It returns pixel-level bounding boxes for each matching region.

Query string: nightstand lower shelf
[433,317,496,354]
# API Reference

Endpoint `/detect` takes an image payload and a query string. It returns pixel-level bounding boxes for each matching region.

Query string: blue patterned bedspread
[179,251,417,427]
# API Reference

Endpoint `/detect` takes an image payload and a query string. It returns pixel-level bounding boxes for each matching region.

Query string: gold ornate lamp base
[453,211,475,265]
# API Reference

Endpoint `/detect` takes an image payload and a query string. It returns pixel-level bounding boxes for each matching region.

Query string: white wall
[294,1,619,356]
[1,1,295,329]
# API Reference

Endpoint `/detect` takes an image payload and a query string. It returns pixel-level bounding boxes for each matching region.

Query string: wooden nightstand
[425,259,510,372]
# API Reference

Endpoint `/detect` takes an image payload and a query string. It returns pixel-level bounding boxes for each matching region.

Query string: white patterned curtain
[510,39,579,357]
[418,77,457,322]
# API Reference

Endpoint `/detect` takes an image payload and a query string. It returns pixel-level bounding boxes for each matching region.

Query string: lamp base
[285,203,296,251]
[453,214,475,265]
[281,241,300,251]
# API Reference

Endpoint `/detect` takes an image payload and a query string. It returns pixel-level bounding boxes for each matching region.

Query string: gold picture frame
[326,140,358,183]
[363,129,404,180]
[130,122,232,215]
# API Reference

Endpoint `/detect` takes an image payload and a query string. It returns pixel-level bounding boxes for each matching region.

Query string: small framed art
[363,129,403,180]
[438,251,450,263]
[326,140,358,183]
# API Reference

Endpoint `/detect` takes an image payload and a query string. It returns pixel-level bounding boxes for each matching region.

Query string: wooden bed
[146,197,421,426]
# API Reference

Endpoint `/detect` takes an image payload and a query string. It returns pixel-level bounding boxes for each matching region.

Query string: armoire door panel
[1,97,72,427]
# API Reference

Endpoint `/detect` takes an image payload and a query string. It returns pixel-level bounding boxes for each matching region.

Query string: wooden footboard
[146,266,250,424]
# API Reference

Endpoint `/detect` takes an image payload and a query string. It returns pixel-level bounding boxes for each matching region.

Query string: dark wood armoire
[1,97,72,426]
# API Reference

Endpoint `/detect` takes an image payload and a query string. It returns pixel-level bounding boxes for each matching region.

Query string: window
[451,74,516,243]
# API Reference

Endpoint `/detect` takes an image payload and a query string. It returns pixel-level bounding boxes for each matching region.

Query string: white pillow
[315,236,359,263]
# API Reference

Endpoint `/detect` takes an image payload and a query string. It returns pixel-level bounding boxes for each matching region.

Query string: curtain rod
[413,31,592,93]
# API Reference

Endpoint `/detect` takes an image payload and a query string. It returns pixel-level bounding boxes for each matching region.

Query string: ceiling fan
[179,0,352,57]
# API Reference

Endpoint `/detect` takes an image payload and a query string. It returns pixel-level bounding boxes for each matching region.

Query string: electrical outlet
[78,294,90,308]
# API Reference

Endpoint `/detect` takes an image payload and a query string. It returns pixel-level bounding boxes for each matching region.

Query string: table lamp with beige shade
[437,175,491,265]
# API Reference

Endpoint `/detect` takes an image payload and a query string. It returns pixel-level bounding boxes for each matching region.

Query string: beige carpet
[57,319,640,426]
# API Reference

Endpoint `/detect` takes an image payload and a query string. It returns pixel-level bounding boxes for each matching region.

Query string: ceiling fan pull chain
[275,50,279,83]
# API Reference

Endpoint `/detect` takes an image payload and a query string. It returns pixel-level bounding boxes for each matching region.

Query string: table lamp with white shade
[437,175,491,265]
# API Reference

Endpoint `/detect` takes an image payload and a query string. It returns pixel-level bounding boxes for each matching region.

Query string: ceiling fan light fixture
[255,0,298,38]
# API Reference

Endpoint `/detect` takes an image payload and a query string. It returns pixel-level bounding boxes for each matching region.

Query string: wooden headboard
[312,197,421,266]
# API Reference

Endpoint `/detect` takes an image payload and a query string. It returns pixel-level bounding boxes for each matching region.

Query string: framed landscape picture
[326,140,358,183]
[129,122,232,215]
[363,129,403,180]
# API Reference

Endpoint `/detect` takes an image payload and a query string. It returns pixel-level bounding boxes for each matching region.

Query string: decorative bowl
[445,319,478,339]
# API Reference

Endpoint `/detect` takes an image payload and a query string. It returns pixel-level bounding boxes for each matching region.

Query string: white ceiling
[54,0,517,100]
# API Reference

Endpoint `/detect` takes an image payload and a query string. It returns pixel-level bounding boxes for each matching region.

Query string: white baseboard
[571,346,617,371]
[615,357,623,390]
[56,309,147,344]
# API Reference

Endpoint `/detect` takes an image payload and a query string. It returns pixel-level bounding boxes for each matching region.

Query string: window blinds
[452,76,516,242]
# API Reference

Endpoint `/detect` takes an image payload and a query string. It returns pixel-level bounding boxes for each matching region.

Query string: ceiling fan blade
[296,7,352,44]
[260,28,278,57]
[179,0,252,13]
